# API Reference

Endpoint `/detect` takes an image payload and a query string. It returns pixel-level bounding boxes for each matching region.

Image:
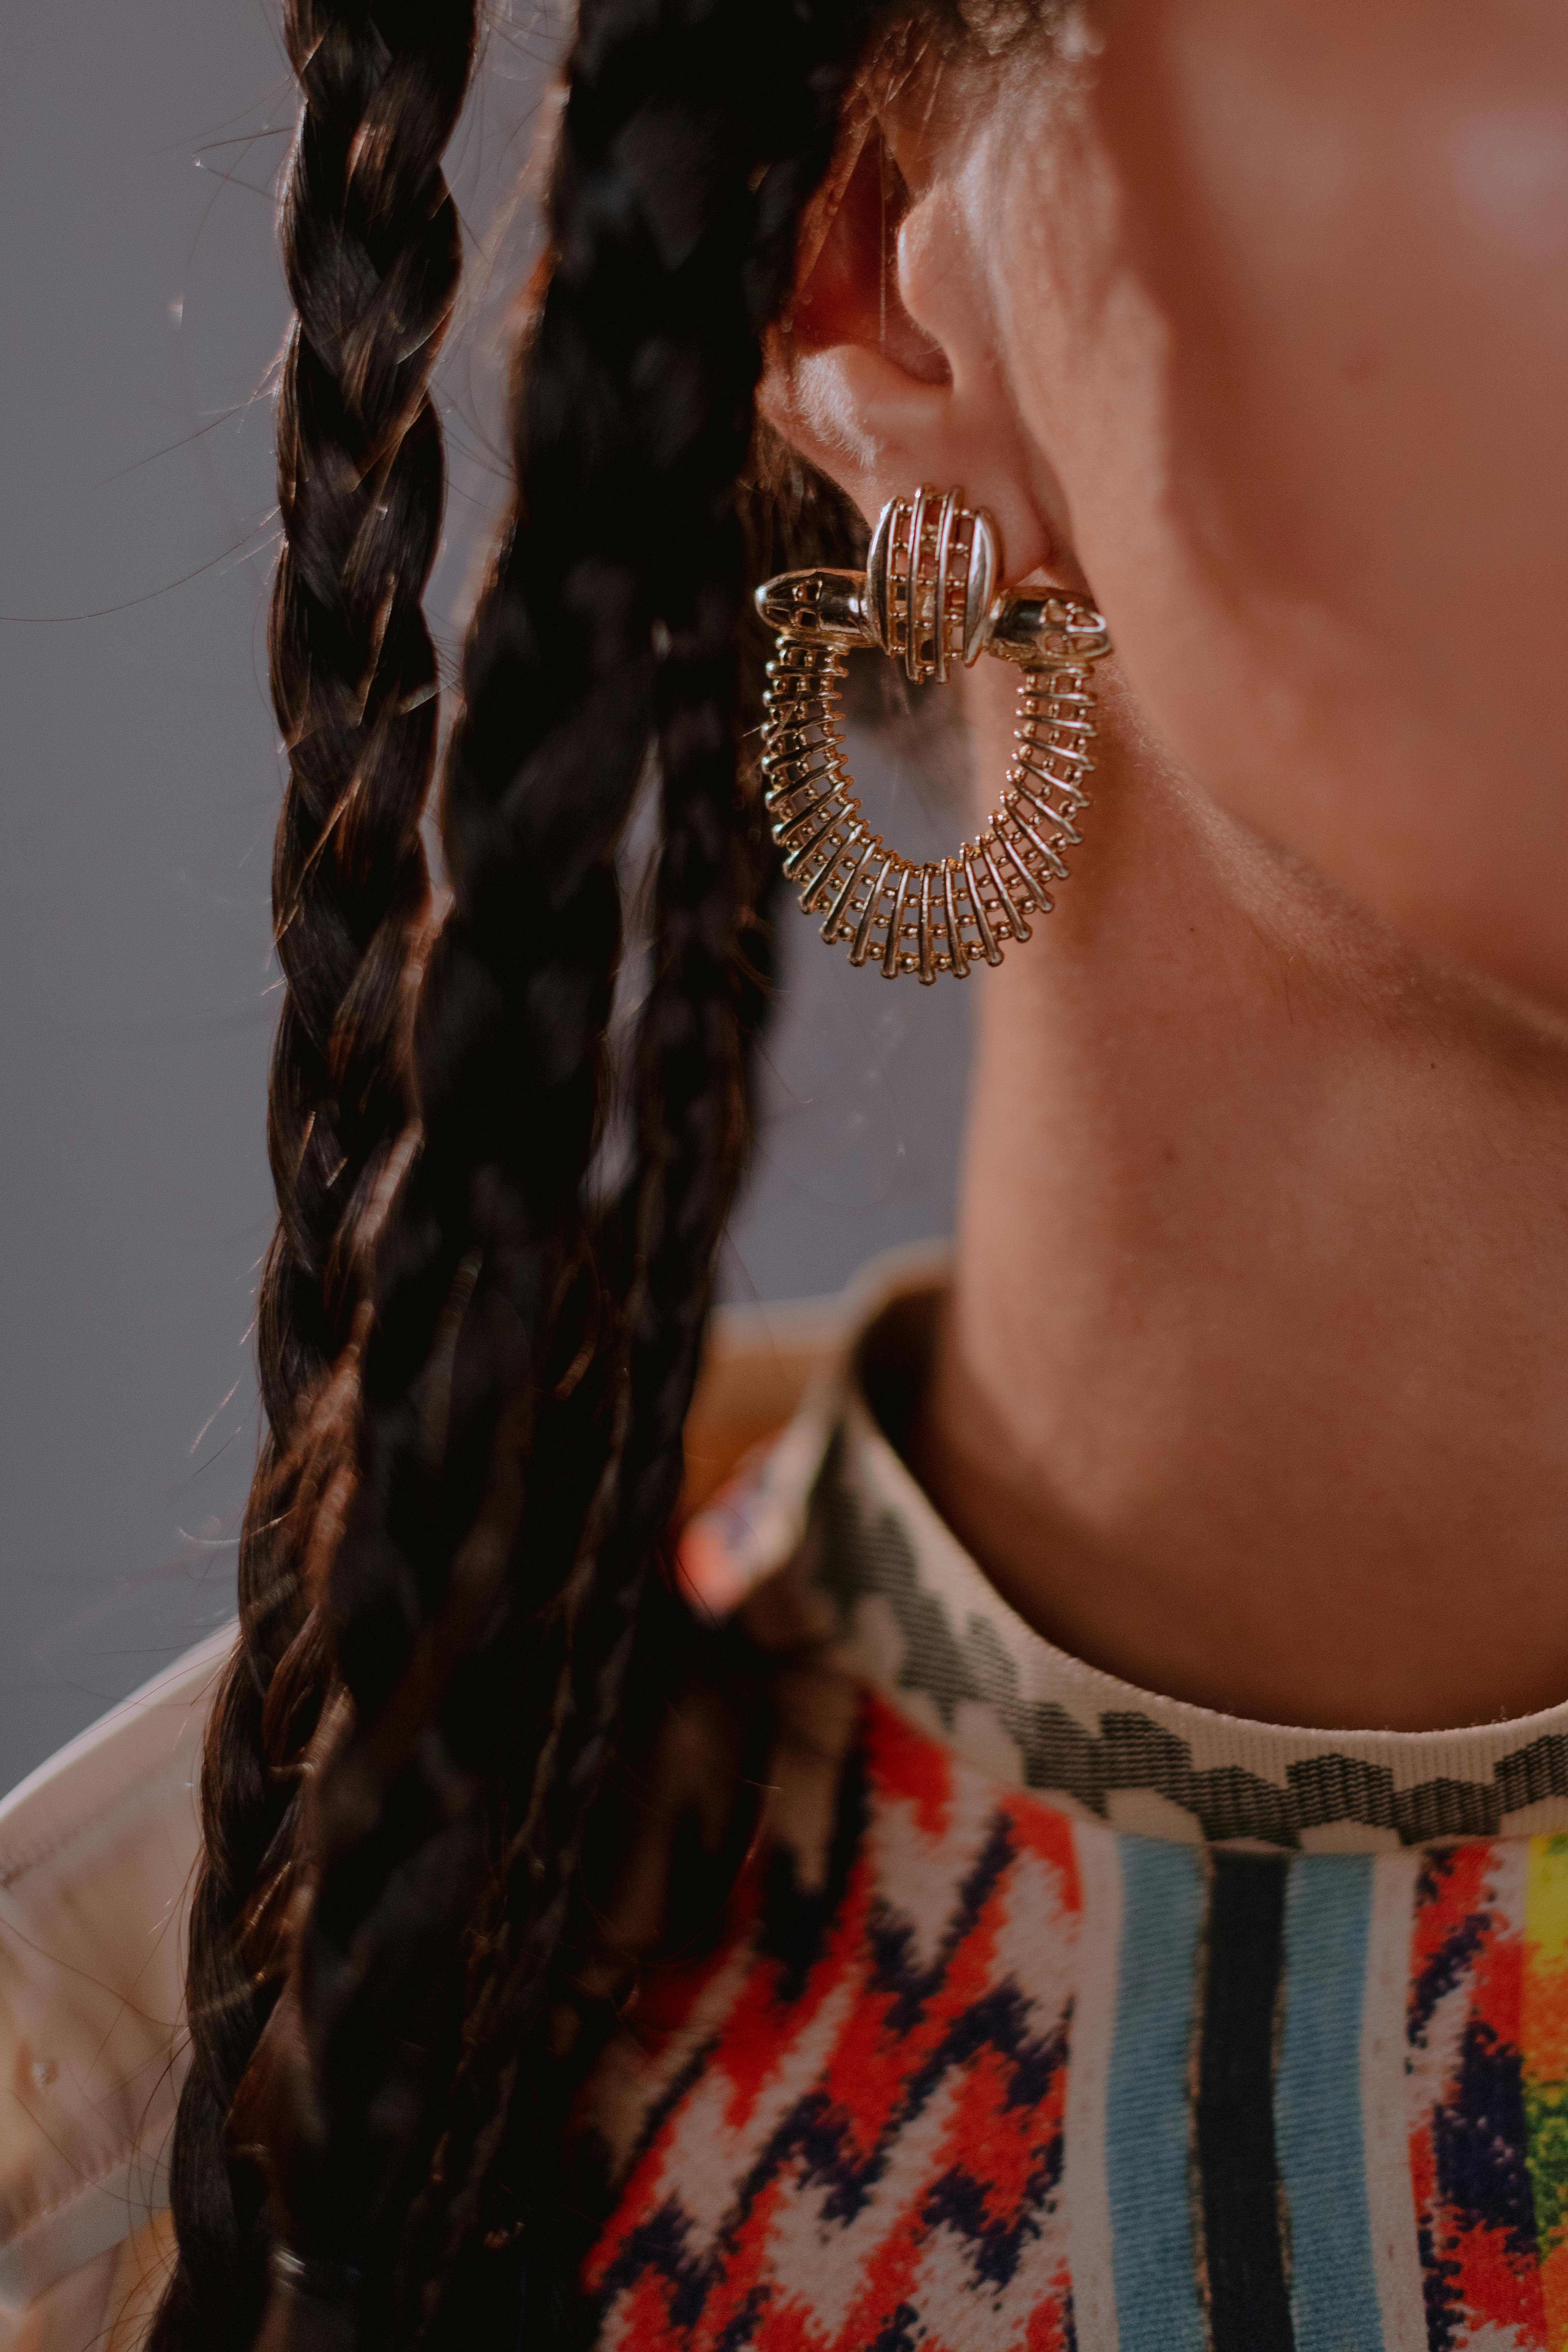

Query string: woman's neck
[914,663,1568,1732]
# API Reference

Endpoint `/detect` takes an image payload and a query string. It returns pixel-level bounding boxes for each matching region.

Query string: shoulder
[0,1630,230,2350]
[0,1298,835,2349]
[0,1254,924,2348]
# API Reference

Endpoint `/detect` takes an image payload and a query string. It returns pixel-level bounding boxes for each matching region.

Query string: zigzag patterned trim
[810,1434,1568,1849]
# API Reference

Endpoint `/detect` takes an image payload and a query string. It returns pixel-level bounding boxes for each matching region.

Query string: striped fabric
[576,1276,1568,2347]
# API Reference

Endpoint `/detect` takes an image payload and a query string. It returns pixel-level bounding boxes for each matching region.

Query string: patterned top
[576,1271,1568,2351]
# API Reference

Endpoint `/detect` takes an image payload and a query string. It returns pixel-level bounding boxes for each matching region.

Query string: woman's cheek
[1003,0,1568,1006]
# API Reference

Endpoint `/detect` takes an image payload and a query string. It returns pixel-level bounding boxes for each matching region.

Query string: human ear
[759,100,1070,588]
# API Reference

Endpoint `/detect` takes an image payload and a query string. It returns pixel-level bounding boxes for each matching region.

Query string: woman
[3,0,1567,2346]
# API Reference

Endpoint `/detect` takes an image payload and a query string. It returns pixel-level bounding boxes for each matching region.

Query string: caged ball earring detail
[754,486,1112,982]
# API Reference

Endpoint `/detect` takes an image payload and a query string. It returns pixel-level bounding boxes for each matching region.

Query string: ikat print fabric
[585,1689,1568,2350]
[577,1274,1568,2348]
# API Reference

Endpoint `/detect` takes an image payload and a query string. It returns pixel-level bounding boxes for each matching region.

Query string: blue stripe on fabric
[1107,1837,1209,2352]
[1276,1854,1383,2352]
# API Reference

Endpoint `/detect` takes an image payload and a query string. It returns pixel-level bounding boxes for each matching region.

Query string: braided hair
[156,0,905,2345]
[152,7,479,2350]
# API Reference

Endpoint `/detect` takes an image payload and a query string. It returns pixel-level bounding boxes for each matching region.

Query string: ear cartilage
[756,486,1112,983]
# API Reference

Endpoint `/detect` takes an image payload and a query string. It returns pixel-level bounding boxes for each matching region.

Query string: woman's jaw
[763,0,1568,1729]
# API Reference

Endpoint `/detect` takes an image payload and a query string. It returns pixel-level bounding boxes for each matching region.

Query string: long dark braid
[245,0,883,2337]
[381,412,801,2342]
[154,7,477,2349]
[168,0,893,2345]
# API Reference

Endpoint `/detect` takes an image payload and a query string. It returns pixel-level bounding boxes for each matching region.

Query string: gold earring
[754,486,1111,982]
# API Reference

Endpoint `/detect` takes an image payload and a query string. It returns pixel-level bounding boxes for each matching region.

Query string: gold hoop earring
[754,487,1112,982]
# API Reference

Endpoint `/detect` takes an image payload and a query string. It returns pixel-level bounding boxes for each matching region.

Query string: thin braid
[399,456,832,2338]
[153,8,477,2349]
[248,0,888,2344]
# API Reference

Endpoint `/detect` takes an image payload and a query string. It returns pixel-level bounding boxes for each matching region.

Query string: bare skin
[764,0,1568,1731]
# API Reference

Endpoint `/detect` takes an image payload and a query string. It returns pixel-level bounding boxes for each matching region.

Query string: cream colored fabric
[0,1296,843,2348]
[0,1632,226,2330]
[0,2220,175,2352]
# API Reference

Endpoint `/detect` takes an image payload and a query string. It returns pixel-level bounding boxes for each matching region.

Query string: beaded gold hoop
[755,486,1112,982]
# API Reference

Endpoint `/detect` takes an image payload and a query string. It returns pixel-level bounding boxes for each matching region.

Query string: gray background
[0,2,970,1796]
